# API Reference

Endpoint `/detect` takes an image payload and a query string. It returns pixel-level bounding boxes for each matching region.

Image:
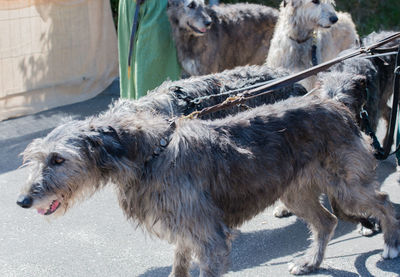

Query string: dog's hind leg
[170,242,192,277]
[329,196,380,236]
[281,186,338,275]
[332,186,400,259]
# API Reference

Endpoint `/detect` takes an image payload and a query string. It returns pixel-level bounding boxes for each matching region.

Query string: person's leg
[118,0,136,99]
[133,0,181,98]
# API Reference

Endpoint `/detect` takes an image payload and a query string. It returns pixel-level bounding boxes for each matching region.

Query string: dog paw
[382,244,399,259]
[273,205,293,218]
[359,226,375,237]
[288,261,316,275]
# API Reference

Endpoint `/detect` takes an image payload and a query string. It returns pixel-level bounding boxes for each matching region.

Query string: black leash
[372,45,400,160]
[128,0,145,77]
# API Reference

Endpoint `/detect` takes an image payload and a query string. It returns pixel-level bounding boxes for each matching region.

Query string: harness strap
[360,109,384,156]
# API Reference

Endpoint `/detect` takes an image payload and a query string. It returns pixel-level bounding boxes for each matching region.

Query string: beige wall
[0,0,119,120]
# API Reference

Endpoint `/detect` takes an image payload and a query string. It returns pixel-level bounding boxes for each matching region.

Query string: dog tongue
[37,200,60,215]
[200,28,207,33]
[50,200,60,212]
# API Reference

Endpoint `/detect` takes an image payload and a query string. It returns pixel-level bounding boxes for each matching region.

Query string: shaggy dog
[115,64,306,119]
[273,31,400,224]
[167,0,278,76]
[266,0,359,90]
[17,94,400,276]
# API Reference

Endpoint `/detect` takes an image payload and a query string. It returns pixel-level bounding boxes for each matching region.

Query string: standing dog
[167,0,278,76]
[266,0,359,90]
[17,95,400,276]
[274,31,400,232]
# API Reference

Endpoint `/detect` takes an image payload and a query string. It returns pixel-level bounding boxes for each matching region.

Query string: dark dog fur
[320,30,400,147]
[167,0,278,76]
[18,94,400,276]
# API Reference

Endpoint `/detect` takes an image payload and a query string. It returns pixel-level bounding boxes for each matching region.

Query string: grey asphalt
[1,80,400,277]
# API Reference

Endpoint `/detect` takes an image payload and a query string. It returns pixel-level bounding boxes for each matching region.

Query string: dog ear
[83,126,125,171]
[287,0,303,8]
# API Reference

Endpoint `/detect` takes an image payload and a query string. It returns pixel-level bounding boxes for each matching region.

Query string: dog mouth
[187,23,207,34]
[37,200,61,215]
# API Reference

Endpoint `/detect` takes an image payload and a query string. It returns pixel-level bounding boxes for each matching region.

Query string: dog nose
[204,19,212,27]
[17,195,33,208]
[329,15,338,24]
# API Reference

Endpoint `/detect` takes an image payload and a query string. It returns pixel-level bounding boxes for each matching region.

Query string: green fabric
[118,0,181,99]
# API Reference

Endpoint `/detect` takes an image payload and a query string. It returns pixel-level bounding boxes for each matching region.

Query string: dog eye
[51,155,65,166]
[187,1,196,9]
[312,0,320,4]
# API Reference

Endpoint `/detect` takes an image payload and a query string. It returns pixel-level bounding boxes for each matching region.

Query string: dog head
[284,0,338,29]
[167,0,212,36]
[16,120,126,217]
[318,71,367,121]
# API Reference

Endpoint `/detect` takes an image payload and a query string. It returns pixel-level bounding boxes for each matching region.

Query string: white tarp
[0,0,119,120]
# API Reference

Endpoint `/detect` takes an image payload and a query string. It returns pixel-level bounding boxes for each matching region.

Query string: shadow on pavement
[0,80,119,174]
[141,218,360,276]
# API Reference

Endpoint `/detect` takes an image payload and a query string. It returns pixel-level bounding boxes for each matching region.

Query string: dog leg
[195,224,231,277]
[170,243,192,277]
[282,189,337,275]
[329,196,380,236]
[273,201,293,218]
[336,188,400,259]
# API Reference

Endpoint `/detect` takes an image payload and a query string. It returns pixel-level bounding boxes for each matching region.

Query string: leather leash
[183,32,400,119]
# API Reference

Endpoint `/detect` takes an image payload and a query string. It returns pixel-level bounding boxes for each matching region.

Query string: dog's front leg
[196,224,231,277]
[170,243,192,277]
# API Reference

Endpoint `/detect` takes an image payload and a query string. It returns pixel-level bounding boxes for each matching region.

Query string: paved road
[1,80,400,276]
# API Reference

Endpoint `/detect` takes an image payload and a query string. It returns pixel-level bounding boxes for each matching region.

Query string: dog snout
[329,15,338,24]
[204,19,212,27]
[17,194,33,208]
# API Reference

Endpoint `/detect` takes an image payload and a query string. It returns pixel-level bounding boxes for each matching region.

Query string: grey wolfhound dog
[112,64,306,119]
[17,95,400,276]
[274,31,400,231]
[167,0,278,76]
[266,0,359,90]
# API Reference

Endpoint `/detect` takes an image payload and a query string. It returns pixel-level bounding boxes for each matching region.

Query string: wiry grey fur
[167,0,278,76]
[117,64,306,119]
[274,33,400,233]
[18,95,400,276]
